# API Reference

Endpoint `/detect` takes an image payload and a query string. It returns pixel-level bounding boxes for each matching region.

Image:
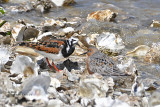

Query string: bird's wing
[89,52,126,76]
[19,39,65,54]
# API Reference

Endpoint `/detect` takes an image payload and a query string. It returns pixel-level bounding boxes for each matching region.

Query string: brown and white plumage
[19,37,79,71]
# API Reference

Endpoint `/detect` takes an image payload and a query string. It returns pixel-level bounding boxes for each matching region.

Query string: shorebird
[83,46,127,76]
[19,37,79,72]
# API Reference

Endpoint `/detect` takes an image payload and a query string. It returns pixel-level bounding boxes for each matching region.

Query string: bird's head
[81,46,98,56]
[67,37,79,47]
[87,46,98,56]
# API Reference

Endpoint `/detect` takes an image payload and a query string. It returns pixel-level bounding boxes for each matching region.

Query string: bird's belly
[35,50,64,60]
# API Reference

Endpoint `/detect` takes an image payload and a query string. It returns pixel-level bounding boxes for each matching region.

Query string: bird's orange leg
[52,62,61,72]
[46,57,52,70]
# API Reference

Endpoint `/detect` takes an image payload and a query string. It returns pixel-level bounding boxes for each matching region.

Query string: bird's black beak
[80,51,88,55]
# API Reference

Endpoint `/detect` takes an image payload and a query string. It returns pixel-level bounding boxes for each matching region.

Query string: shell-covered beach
[0,0,160,107]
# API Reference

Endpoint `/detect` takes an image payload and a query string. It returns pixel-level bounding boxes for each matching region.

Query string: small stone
[145,42,160,63]
[2,35,13,45]
[150,20,160,28]
[87,9,117,22]
[8,3,32,12]
[32,0,53,13]
[23,28,39,40]
[0,21,11,34]
[63,59,79,71]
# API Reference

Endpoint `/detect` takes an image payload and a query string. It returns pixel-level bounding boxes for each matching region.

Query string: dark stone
[23,28,39,40]
[63,59,79,72]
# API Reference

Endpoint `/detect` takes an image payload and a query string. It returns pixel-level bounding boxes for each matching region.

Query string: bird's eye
[88,50,91,52]
[72,39,76,41]
[72,39,77,43]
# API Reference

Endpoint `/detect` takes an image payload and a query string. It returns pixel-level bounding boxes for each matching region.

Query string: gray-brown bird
[84,46,127,77]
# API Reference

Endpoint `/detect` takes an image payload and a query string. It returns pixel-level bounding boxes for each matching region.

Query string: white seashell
[36,5,44,13]
[0,46,11,71]
[63,68,79,82]
[11,24,25,41]
[86,33,99,45]
[55,20,66,27]
[41,19,56,26]
[25,86,49,101]
[47,87,57,96]
[127,45,150,57]
[50,78,61,88]
[16,46,40,57]
[97,32,125,51]
[10,55,39,76]
[94,97,130,107]
[14,105,24,107]
[106,77,115,87]
[117,57,137,75]
[142,97,149,107]
[48,99,64,107]
[63,27,74,33]
[41,71,50,77]
[66,21,77,25]
[149,90,160,107]
[51,0,74,7]
[58,92,70,104]
[35,32,53,41]
[79,75,109,99]
[80,98,92,107]
[51,0,65,6]
[22,75,51,101]
[86,37,91,44]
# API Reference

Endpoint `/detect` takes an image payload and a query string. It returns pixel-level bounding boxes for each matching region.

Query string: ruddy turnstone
[19,37,79,72]
[83,46,126,76]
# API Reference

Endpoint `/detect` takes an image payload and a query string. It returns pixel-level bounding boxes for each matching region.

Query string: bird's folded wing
[19,40,65,54]
[89,55,127,76]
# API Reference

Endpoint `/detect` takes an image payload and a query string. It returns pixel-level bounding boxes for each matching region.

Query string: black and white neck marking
[61,37,78,58]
